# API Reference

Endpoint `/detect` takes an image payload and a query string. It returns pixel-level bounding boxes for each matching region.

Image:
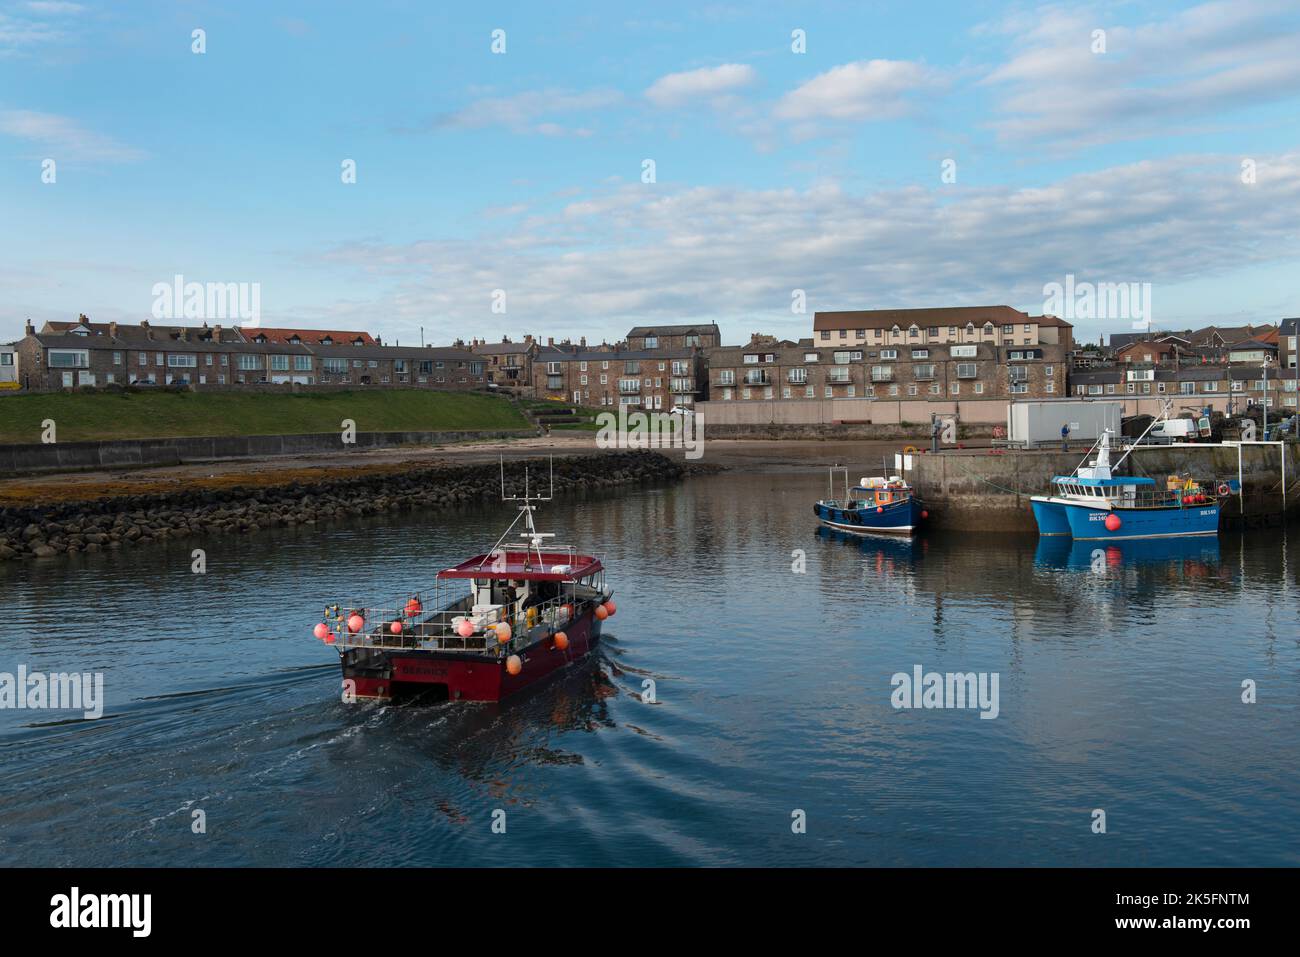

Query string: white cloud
[23,2,84,13]
[645,63,757,107]
[307,150,1300,343]
[0,109,146,162]
[981,0,1300,146]
[774,59,945,122]
[433,88,623,136]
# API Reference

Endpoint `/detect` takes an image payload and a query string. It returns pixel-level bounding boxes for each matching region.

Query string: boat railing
[322,574,605,655]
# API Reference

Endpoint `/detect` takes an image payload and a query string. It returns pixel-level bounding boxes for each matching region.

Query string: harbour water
[1,471,1297,866]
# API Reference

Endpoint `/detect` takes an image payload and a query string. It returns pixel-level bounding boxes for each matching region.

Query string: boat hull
[340,609,603,702]
[1064,503,1219,540]
[813,498,922,535]
[1030,496,1072,536]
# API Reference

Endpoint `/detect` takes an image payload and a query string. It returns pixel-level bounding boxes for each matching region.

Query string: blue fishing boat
[1030,430,1221,541]
[814,467,926,535]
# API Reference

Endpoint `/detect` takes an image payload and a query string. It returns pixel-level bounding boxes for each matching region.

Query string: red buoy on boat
[390,621,403,635]
[347,614,364,633]
[921,510,929,520]
[456,619,474,638]
[313,623,329,640]
[603,601,617,617]
[594,604,609,621]
[506,655,522,675]
[554,631,569,650]
[1105,513,1122,532]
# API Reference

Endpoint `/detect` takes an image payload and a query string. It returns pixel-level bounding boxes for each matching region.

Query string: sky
[2,0,1298,348]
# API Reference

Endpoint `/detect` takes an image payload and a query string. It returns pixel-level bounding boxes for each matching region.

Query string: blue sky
[2,0,1298,347]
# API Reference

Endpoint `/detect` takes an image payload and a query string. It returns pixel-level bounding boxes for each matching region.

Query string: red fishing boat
[312,461,614,702]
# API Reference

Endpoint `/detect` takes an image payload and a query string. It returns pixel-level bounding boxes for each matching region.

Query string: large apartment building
[11,318,485,391]
[706,335,1065,402]
[812,305,1074,352]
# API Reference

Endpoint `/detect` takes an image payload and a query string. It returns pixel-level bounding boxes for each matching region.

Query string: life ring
[1217,483,1230,496]
[903,445,918,454]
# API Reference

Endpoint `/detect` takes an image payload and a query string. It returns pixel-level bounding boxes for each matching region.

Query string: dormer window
[353,338,364,346]
[321,336,333,346]
[254,334,267,343]
[289,335,301,344]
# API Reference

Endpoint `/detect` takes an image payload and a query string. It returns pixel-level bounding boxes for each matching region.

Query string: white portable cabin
[1007,399,1122,448]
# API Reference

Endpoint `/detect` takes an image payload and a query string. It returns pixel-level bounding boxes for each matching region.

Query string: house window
[113,352,122,365]
[719,370,735,385]
[238,355,262,370]
[139,352,147,366]
[951,345,977,358]
[547,362,562,374]
[295,356,312,371]
[880,349,897,360]
[912,350,929,359]
[974,382,983,394]
[48,350,89,368]
[645,336,658,349]
[270,355,290,371]
[956,363,977,379]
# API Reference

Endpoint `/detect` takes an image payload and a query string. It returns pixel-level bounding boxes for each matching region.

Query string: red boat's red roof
[438,550,602,581]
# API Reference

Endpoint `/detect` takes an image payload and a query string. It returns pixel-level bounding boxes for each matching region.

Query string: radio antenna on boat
[493,456,555,571]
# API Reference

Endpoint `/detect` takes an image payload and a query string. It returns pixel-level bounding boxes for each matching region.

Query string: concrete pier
[911,442,1300,532]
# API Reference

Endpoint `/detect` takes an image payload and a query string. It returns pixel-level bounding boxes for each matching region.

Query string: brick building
[468,336,539,388]
[531,345,703,410]
[811,305,1074,352]
[705,334,1065,402]
[12,318,485,391]
[625,323,721,351]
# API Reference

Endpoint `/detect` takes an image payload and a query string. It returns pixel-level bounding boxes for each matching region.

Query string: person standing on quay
[1060,423,1070,451]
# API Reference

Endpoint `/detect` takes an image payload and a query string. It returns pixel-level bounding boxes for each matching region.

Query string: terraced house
[12,318,484,391]
[467,336,539,388]
[531,345,703,410]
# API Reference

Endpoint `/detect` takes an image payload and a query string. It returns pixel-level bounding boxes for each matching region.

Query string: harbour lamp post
[1263,354,1271,438]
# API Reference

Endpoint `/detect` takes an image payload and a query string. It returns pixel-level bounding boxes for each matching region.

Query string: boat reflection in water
[1034,534,1221,572]
[815,524,927,575]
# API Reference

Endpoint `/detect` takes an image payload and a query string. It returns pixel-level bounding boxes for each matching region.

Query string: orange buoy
[495,622,512,643]
[313,622,329,640]
[603,601,617,617]
[876,506,883,514]
[506,655,522,675]
[347,614,364,633]
[390,620,403,635]
[1105,513,1122,532]
[456,619,474,638]
[405,598,422,617]
[594,604,609,621]
[554,631,569,650]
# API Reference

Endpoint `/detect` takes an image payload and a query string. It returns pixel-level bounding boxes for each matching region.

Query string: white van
[1146,419,1201,444]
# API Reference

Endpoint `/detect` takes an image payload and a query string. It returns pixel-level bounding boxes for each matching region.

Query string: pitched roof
[813,305,1048,331]
[626,323,720,338]
[240,327,376,345]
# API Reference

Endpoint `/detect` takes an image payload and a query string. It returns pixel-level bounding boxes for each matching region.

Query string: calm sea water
[1,471,1297,866]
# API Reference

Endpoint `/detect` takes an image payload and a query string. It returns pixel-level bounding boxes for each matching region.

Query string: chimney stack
[140,319,153,340]
[108,321,118,339]
[213,324,223,342]
[24,320,34,337]
[548,337,554,347]
[580,336,587,347]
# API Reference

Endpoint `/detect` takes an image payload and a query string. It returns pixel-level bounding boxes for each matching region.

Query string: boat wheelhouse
[1030,430,1220,541]
[314,462,614,702]
[814,467,926,535]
